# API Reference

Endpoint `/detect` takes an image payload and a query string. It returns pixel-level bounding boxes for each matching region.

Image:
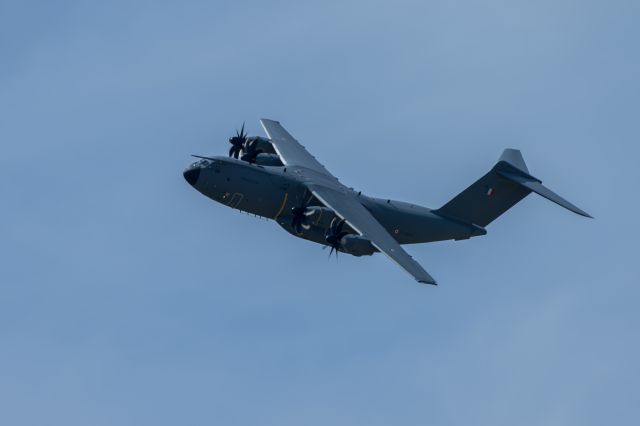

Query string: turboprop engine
[339,235,377,256]
[290,206,337,234]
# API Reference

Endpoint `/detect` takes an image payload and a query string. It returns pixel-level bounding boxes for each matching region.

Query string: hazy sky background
[1,0,638,424]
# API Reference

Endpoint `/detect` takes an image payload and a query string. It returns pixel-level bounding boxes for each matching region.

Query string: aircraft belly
[397,214,477,243]
[362,197,481,244]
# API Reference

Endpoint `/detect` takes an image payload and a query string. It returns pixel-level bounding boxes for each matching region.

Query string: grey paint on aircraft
[185,156,483,246]
[184,120,590,284]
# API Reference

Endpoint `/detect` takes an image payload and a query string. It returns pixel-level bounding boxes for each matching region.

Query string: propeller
[291,205,315,235]
[290,193,316,234]
[325,217,349,258]
[228,122,247,159]
[240,138,261,163]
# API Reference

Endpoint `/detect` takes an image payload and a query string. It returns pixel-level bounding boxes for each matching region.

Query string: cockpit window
[192,159,211,168]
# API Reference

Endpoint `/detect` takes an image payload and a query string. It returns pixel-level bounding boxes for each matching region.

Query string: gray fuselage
[184,157,485,252]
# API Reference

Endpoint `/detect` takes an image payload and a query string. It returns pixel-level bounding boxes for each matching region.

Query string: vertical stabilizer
[434,149,591,226]
[499,148,529,174]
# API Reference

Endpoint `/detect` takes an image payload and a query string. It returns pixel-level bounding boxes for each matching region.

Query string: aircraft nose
[183,167,200,186]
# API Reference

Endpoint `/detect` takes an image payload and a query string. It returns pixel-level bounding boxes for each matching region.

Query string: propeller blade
[324,217,350,260]
[329,217,337,234]
[229,123,249,159]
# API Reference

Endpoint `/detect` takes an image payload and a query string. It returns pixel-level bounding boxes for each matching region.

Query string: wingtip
[581,211,594,219]
[419,279,438,286]
[573,207,593,219]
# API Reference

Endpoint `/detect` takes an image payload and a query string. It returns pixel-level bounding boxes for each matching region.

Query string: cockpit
[191,159,211,168]
[184,158,218,186]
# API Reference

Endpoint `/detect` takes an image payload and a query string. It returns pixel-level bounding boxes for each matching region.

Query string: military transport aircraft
[183,119,591,284]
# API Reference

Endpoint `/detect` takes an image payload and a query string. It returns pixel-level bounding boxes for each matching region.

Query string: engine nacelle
[340,235,377,257]
[255,153,284,167]
[303,207,337,229]
[250,136,277,154]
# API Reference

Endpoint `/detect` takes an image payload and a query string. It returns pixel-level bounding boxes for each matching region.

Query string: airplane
[183,119,591,285]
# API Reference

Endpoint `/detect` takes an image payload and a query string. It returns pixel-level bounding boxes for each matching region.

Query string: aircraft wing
[261,118,435,284]
[310,184,437,285]
[260,119,333,177]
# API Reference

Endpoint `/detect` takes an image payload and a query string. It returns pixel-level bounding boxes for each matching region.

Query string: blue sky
[1,0,638,424]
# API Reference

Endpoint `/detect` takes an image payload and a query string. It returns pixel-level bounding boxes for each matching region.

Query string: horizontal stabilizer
[435,148,592,226]
[498,171,593,218]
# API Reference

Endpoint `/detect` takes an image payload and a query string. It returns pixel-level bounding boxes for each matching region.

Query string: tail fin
[434,149,592,227]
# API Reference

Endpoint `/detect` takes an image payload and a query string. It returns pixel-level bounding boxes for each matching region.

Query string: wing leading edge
[260,119,333,176]
[311,185,437,285]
